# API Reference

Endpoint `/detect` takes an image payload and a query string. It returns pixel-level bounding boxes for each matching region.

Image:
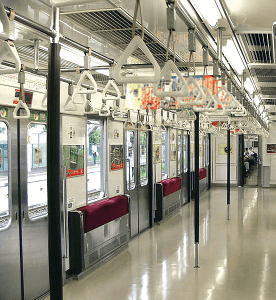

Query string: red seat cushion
[78,195,128,233]
[199,168,207,180]
[159,177,181,197]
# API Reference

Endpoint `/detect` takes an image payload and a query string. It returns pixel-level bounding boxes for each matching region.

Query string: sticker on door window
[63,145,84,177]
[33,148,43,164]
[110,145,124,171]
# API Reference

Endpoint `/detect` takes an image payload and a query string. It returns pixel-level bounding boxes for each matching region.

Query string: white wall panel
[62,115,87,210]
[215,165,237,182]
[270,158,276,182]
[107,120,124,197]
[212,135,238,185]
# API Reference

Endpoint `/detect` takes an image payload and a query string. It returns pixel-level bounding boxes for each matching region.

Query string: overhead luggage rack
[61,8,187,70]
[16,45,78,69]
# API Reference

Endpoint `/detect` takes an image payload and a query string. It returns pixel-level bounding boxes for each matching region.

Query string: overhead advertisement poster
[125,83,143,110]
[63,145,84,177]
[218,143,233,155]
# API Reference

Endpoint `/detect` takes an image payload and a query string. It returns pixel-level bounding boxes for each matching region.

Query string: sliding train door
[20,113,49,300]
[0,107,49,300]
[125,130,150,238]
[0,108,21,299]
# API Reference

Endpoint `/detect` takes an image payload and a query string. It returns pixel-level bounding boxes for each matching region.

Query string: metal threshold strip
[61,8,187,70]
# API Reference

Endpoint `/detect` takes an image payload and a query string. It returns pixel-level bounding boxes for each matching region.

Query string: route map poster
[110,145,124,171]
[63,145,84,177]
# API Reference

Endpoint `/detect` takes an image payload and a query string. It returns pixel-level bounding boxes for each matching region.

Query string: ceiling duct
[240,33,273,64]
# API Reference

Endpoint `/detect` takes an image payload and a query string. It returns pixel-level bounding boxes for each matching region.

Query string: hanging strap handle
[0,40,21,74]
[0,2,16,40]
[132,0,144,40]
[64,83,77,111]
[153,60,188,97]
[13,100,30,119]
[13,67,30,119]
[179,77,207,106]
[64,95,77,111]
[41,93,47,108]
[102,79,121,100]
[76,70,97,94]
[113,36,160,84]
[193,87,218,112]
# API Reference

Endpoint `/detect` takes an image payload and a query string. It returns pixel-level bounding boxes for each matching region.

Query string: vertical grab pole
[208,133,211,190]
[47,7,63,300]
[194,112,200,268]
[187,131,191,203]
[227,124,231,220]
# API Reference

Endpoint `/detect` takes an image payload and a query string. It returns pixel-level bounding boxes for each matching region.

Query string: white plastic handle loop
[193,87,218,112]
[113,36,160,84]
[99,102,110,117]
[76,70,97,95]
[0,41,21,74]
[84,100,95,114]
[64,96,77,111]
[153,60,188,97]
[41,93,47,108]
[179,77,207,106]
[103,79,121,100]
[13,100,31,119]
[0,2,15,40]
[216,85,231,104]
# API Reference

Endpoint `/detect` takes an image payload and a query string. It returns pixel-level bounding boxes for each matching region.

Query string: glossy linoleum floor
[51,187,276,300]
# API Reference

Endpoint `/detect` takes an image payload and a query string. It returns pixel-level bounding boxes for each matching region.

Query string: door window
[87,120,106,202]
[161,130,169,179]
[27,123,47,219]
[0,122,9,230]
[126,131,135,190]
[140,132,148,186]
[177,133,182,175]
[183,134,188,173]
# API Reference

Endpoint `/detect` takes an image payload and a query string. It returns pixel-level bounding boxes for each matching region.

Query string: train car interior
[0,0,275,299]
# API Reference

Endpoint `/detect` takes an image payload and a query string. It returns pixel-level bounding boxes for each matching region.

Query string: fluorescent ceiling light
[244,78,254,94]
[259,105,264,114]
[223,40,245,74]
[190,0,221,27]
[96,69,110,76]
[254,95,260,107]
[60,47,84,66]
[60,47,107,69]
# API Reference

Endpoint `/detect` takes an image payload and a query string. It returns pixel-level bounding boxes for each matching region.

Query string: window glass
[87,120,105,202]
[126,131,135,190]
[206,136,209,166]
[161,130,167,180]
[177,133,182,175]
[140,132,148,186]
[0,122,9,229]
[183,134,188,172]
[27,123,47,219]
